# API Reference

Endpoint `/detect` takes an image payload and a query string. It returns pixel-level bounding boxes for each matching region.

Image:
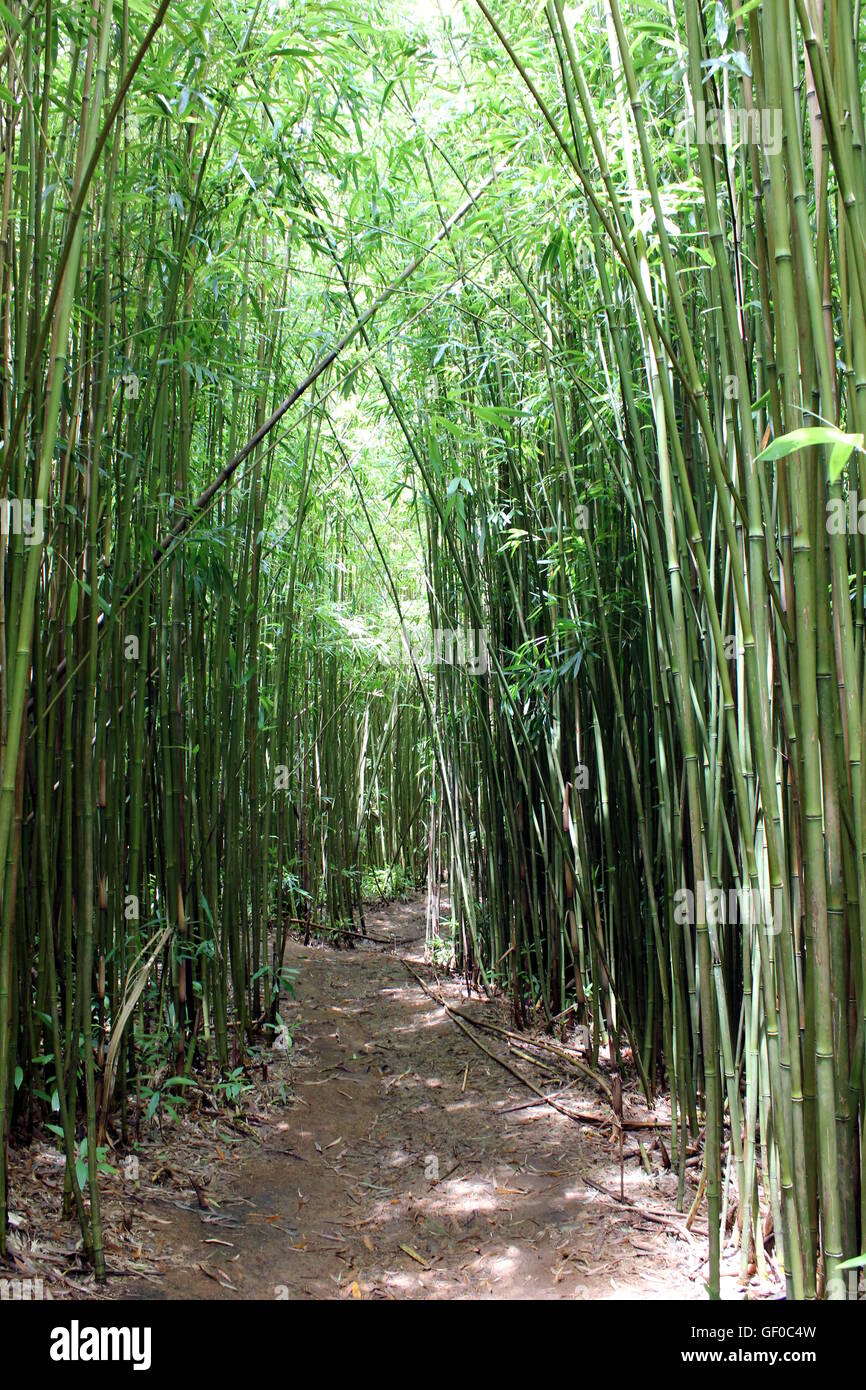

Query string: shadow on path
[114,896,702,1300]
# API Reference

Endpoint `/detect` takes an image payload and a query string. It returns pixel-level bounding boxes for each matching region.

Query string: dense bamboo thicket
[1,0,865,1303]
[0,0,429,1279]
[414,0,866,1302]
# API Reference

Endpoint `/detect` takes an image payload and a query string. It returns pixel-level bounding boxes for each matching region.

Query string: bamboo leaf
[755,426,864,477]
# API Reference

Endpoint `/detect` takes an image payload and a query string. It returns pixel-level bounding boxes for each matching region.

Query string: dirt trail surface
[109,896,706,1300]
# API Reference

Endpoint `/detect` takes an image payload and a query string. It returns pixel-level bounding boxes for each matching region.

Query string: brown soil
[107,895,726,1300]
[8,895,764,1300]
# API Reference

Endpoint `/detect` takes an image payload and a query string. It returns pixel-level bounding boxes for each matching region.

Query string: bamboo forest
[0,0,864,1333]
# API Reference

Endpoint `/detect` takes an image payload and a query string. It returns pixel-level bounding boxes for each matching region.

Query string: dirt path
[113,896,703,1300]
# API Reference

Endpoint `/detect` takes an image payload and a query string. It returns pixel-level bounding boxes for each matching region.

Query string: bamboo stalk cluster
[413,0,866,1299]
[0,0,426,1278]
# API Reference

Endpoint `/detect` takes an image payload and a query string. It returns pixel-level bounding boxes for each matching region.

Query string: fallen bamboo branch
[500,1079,579,1113]
[580,1174,700,1246]
[452,1009,615,1104]
[99,921,175,1143]
[401,959,662,1131]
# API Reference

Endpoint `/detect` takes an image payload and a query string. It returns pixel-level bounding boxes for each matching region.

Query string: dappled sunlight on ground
[107,895,736,1301]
